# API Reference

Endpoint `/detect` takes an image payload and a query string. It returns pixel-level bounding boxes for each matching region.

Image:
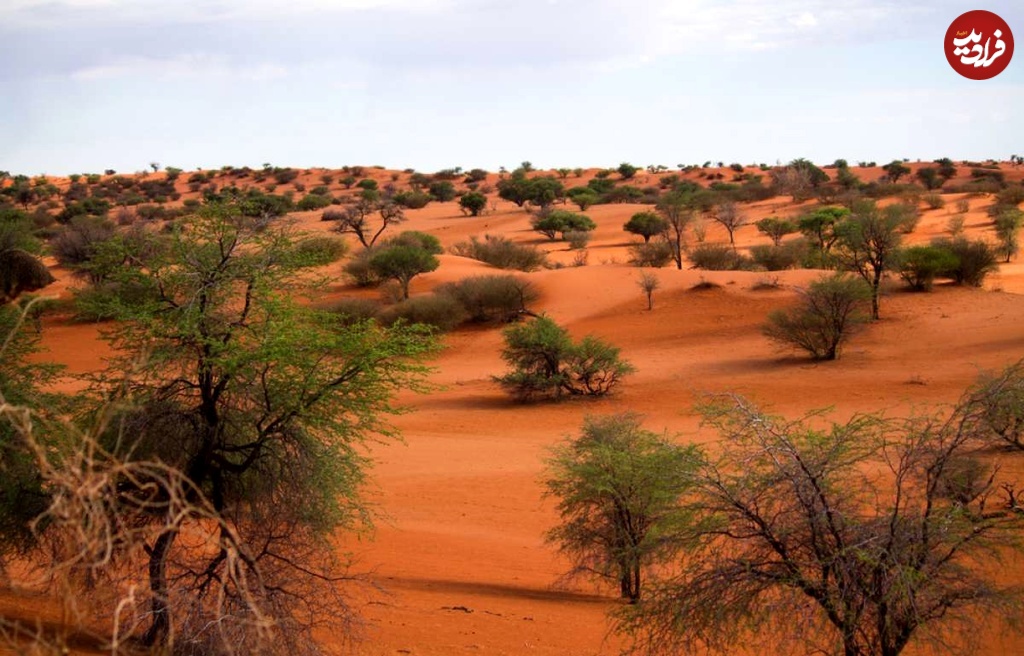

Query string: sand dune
[9,163,1024,654]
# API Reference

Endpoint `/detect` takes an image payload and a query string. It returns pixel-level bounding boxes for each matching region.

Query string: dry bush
[449,235,547,271]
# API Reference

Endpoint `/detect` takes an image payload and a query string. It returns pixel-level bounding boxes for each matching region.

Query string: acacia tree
[882,160,911,184]
[834,201,904,320]
[656,192,694,270]
[754,217,796,246]
[763,274,871,360]
[711,201,746,246]
[544,414,698,603]
[624,212,669,244]
[622,394,1024,656]
[495,316,634,401]
[325,199,405,249]
[63,204,436,653]
[369,231,442,299]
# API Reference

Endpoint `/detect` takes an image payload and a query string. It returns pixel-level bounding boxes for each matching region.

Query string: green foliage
[763,274,871,360]
[531,209,595,240]
[587,177,616,195]
[495,316,634,402]
[450,235,548,271]
[464,168,489,183]
[934,157,958,180]
[435,274,538,323]
[293,235,349,266]
[834,201,904,319]
[898,245,959,291]
[0,303,62,552]
[916,167,944,190]
[754,217,796,246]
[429,180,457,202]
[545,414,699,602]
[394,190,433,209]
[617,163,639,180]
[369,232,441,299]
[882,160,912,183]
[567,187,600,211]
[497,172,564,209]
[749,240,807,271]
[934,237,999,286]
[624,212,669,243]
[797,206,847,257]
[0,208,42,254]
[459,191,487,216]
[66,203,437,650]
[296,193,333,211]
[994,208,1023,262]
[356,178,378,191]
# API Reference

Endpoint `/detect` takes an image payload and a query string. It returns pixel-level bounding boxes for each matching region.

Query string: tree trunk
[143,528,178,648]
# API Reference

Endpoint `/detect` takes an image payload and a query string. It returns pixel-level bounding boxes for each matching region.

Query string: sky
[2,0,1023,175]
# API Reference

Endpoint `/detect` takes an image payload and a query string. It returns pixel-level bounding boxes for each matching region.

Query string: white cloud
[2,0,452,25]
[70,53,288,81]
[790,11,818,28]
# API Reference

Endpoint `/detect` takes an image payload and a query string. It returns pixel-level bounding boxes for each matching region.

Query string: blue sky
[2,0,1022,175]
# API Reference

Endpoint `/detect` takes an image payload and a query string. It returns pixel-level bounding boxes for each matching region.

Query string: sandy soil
[9,163,1024,654]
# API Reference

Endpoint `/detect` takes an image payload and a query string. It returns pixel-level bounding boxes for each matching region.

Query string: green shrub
[356,179,378,191]
[617,163,639,180]
[624,212,668,243]
[898,245,959,291]
[429,180,457,202]
[749,240,807,271]
[435,274,538,323]
[368,233,441,298]
[688,243,753,270]
[296,194,333,211]
[459,192,487,216]
[531,209,595,240]
[933,238,998,286]
[394,191,432,209]
[628,241,674,268]
[293,236,349,266]
[450,235,547,271]
[994,208,1023,262]
[495,316,634,401]
[754,217,797,246]
[763,274,871,360]
[0,209,42,254]
[567,187,600,211]
[378,294,466,332]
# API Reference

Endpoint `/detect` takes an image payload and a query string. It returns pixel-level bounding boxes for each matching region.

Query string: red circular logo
[945,10,1014,80]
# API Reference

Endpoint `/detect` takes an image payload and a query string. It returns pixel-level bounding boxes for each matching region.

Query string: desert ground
[6,161,1024,654]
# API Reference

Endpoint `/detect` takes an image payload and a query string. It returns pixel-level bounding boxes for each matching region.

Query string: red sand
[11,163,1024,654]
